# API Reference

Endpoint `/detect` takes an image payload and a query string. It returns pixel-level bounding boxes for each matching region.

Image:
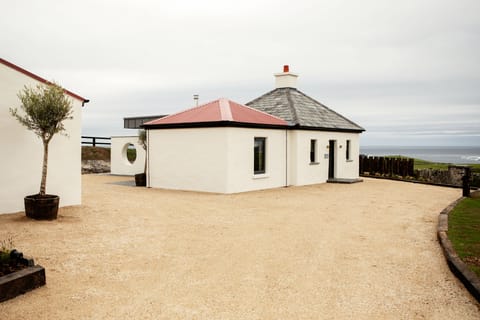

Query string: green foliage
[10,82,73,195]
[127,148,137,162]
[448,194,480,277]
[386,155,480,173]
[0,237,14,264]
[10,83,73,143]
[138,129,147,151]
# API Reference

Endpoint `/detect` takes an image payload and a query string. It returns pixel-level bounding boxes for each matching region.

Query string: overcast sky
[2,0,479,146]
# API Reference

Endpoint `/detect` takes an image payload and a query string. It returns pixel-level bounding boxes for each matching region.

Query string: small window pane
[254,137,266,174]
[346,140,351,160]
[310,139,316,163]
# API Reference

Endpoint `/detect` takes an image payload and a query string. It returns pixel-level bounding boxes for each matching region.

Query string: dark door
[328,140,335,179]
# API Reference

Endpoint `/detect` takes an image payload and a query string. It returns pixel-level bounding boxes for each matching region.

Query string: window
[346,140,351,160]
[254,137,266,174]
[310,139,317,163]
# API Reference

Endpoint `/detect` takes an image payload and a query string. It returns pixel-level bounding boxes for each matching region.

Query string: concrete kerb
[437,197,480,303]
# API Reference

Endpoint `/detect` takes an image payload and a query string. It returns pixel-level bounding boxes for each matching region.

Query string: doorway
[328,140,335,179]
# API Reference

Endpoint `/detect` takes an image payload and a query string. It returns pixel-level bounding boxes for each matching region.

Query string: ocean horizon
[360,146,480,164]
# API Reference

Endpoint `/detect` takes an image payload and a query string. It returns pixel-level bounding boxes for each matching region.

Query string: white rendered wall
[290,130,360,185]
[225,127,287,193]
[147,127,288,194]
[110,136,146,176]
[0,63,83,214]
[147,128,229,193]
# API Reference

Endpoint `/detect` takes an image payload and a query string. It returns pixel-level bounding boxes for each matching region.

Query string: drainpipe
[147,129,150,188]
[285,129,288,187]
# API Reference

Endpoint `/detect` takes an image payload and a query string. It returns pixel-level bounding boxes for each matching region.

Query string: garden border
[437,197,480,303]
[0,264,46,302]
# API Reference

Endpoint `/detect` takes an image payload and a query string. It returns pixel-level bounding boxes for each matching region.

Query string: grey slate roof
[246,88,364,132]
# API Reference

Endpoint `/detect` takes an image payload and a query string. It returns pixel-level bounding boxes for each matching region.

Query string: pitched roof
[143,98,288,129]
[246,87,364,132]
[0,58,89,105]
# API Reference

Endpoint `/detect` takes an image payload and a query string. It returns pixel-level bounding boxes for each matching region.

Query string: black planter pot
[135,173,147,187]
[24,194,59,220]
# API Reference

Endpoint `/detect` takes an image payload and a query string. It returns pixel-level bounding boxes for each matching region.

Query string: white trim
[252,174,269,179]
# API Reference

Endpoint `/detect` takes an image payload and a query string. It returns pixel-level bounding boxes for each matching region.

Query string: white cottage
[144,66,364,193]
[0,58,88,214]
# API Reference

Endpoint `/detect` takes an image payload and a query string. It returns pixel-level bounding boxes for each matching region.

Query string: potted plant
[10,82,73,220]
[135,129,147,187]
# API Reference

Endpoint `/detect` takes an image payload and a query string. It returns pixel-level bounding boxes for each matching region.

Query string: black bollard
[462,167,471,197]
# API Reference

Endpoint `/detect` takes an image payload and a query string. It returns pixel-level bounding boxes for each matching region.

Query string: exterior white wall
[290,130,360,185]
[0,63,83,214]
[225,127,287,193]
[146,125,361,194]
[147,128,229,193]
[147,127,288,194]
[110,136,146,175]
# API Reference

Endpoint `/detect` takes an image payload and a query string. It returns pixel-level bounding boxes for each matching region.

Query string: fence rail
[359,155,414,177]
[81,136,111,147]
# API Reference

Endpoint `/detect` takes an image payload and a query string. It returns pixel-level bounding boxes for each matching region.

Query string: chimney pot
[283,65,289,73]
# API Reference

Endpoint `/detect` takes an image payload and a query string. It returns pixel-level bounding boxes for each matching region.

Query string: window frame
[310,139,317,163]
[254,137,266,175]
[346,139,351,161]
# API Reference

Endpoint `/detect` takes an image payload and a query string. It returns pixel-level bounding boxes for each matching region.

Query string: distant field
[387,155,480,173]
[82,146,110,161]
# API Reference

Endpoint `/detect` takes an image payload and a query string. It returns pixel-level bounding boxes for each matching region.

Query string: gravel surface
[0,175,479,319]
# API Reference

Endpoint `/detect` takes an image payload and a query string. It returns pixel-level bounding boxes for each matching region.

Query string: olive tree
[10,83,73,196]
[138,129,147,173]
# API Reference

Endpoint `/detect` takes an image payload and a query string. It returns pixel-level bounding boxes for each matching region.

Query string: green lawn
[448,193,480,277]
[386,155,480,173]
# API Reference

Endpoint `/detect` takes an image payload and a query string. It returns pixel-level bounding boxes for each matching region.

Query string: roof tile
[246,88,364,132]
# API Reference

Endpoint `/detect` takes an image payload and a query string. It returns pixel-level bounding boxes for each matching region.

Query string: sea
[360,146,480,164]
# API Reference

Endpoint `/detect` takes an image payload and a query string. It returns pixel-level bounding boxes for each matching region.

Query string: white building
[144,66,364,193]
[110,136,146,176]
[0,58,88,214]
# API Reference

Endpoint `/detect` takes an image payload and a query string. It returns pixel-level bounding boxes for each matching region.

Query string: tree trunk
[40,141,49,196]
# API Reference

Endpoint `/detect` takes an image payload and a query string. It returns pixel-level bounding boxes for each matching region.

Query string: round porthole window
[123,143,137,164]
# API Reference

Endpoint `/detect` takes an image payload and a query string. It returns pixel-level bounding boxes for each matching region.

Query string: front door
[328,140,335,179]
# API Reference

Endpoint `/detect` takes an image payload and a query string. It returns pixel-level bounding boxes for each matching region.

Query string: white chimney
[274,65,298,89]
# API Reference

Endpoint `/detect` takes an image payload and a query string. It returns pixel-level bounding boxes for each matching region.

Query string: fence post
[462,167,471,197]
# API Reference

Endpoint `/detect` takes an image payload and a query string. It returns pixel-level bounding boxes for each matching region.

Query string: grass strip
[448,193,480,277]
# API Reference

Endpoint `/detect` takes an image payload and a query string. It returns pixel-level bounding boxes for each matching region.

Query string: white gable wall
[147,127,229,193]
[0,63,83,214]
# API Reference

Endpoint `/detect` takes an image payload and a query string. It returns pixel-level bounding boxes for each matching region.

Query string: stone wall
[415,166,478,187]
[82,160,110,174]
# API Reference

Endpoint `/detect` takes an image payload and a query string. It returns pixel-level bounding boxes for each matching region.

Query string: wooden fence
[359,155,414,177]
[81,136,111,147]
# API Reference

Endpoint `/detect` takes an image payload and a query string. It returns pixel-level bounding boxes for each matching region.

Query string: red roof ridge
[144,98,222,125]
[219,98,233,121]
[144,97,287,127]
[0,57,89,104]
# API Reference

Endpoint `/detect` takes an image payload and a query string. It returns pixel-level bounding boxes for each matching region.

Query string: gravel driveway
[0,175,479,319]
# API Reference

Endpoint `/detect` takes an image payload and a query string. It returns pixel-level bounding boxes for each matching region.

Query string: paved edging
[437,197,480,303]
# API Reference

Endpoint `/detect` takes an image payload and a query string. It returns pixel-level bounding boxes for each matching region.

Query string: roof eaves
[0,58,89,105]
[143,120,289,130]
